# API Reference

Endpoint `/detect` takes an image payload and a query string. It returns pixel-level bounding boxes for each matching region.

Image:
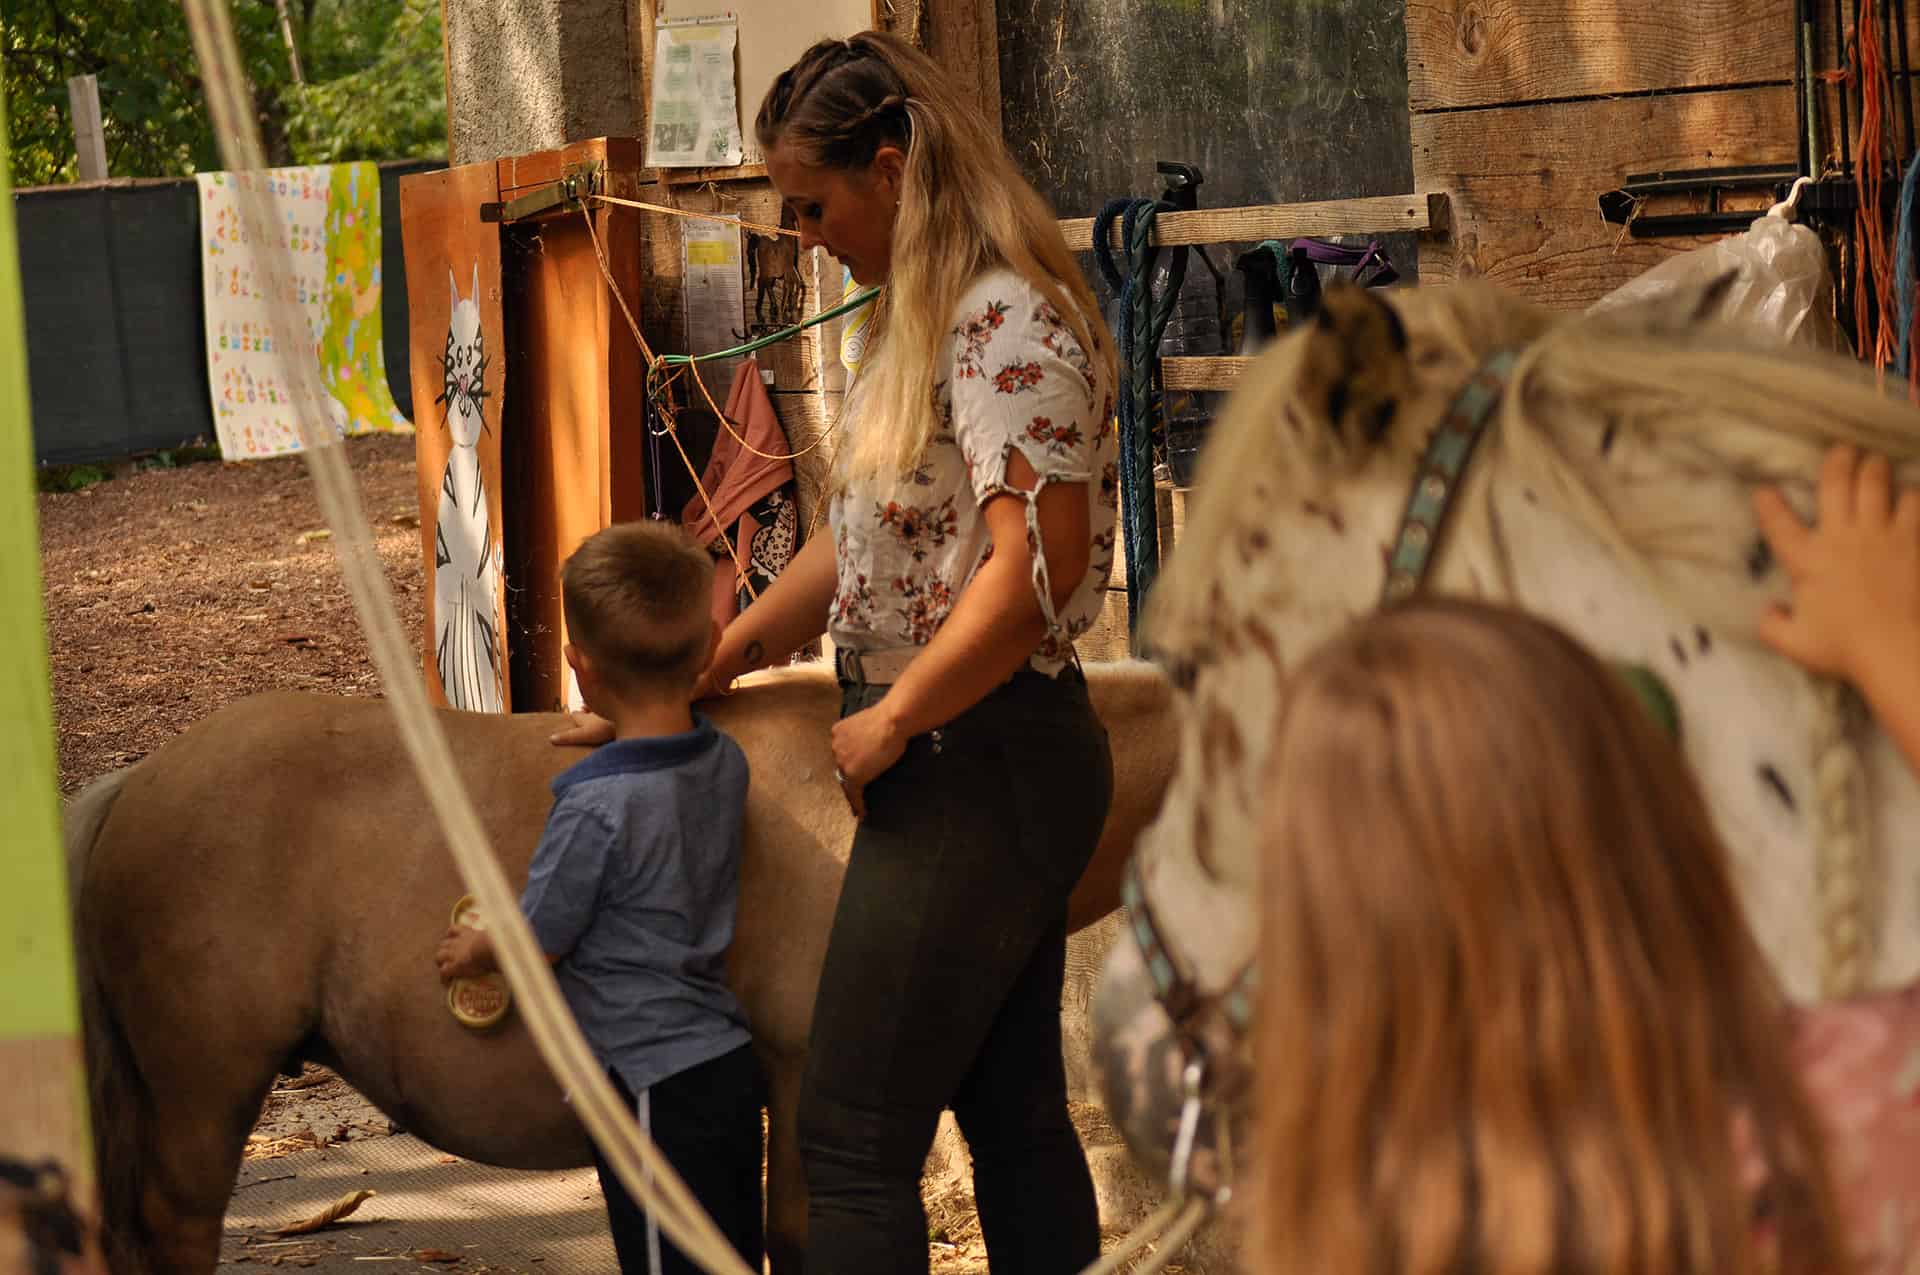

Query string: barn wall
[1409,0,1920,309]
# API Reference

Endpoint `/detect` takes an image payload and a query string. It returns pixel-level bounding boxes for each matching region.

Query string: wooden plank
[1162,356,1249,392]
[926,0,1001,139]
[1406,0,1793,111]
[500,191,649,713]
[662,162,771,186]
[399,161,512,711]
[1413,85,1798,309]
[1059,194,1442,252]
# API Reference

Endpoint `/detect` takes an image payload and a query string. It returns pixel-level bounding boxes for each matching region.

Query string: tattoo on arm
[743,639,765,669]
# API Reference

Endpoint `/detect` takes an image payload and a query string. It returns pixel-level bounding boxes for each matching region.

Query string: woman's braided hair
[753,30,1115,486]
[756,37,913,169]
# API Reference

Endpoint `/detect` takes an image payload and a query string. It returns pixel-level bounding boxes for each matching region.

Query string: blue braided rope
[1897,152,1920,378]
[1093,196,1188,642]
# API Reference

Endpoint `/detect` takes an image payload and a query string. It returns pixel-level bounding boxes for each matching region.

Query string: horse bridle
[1117,347,1523,1204]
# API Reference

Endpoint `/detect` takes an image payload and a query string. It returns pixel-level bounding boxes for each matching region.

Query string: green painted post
[0,63,94,1199]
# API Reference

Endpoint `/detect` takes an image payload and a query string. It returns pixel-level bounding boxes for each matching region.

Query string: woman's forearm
[721,531,837,674]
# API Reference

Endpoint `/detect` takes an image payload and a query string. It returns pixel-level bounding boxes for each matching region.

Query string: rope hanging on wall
[1093,197,1186,643]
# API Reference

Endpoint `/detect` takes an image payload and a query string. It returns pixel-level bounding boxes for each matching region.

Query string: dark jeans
[593,1044,764,1275]
[799,666,1113,1274]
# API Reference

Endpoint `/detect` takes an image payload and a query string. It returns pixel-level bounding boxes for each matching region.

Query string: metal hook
[1767,175,1814,222]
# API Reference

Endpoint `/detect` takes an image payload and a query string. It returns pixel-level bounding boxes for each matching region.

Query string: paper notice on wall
[683,218,746,395]
[648,15,745,168]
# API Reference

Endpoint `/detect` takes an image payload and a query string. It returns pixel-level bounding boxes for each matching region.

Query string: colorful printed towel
[196,163,411,460]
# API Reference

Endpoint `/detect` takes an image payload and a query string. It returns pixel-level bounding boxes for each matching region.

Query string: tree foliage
[2,0,446,186]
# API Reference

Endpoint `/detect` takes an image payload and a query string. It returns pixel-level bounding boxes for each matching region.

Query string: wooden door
[399,162,510,712]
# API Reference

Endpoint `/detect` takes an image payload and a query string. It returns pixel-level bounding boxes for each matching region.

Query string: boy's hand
[435,925,494,982]
[549,711,615,748]
[1754,445,1920,690]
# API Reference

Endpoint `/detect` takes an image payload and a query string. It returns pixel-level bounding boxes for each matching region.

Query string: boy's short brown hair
[562,522,715,697]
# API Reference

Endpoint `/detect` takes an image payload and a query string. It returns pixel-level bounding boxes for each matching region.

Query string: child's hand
[1753,444,1920,690]
[435,925,493,982]
[549,711,614,748]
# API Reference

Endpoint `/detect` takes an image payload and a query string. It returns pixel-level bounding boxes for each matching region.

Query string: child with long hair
[1254,589,1920,1275]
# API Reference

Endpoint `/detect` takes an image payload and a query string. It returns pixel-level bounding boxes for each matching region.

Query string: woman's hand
[549,711,615,748]
[1754,444,1920,687]
[435,925,495,983]
[830,703,908,819]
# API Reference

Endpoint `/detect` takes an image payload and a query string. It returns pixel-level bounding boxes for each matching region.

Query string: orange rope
[577,205,761,603]
[1851,0,1899,377]
[590,194,801,239]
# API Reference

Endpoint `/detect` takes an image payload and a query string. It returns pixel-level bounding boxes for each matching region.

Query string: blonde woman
[656,29,1112,1273]
[1252,595,1920,1275]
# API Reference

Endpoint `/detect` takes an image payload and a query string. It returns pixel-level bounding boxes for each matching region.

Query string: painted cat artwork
[433,264,503,713]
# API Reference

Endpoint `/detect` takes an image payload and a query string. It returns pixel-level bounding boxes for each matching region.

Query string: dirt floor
[40,435,1192,1274]
[41,433,425,794]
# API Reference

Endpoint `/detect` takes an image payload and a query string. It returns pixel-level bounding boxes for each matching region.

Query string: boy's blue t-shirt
[520,713,752,1096]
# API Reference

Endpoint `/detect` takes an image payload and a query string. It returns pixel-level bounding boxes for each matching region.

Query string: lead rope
[179,5,755,1272]
[1093,198,1186,644]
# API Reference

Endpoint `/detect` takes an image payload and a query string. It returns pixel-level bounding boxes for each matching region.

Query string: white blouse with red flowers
[828,268,1118,675]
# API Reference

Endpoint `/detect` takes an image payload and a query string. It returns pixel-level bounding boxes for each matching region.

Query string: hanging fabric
[680,358,803,628]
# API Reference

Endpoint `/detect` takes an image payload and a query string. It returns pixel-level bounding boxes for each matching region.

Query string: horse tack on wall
[399,161,510,714]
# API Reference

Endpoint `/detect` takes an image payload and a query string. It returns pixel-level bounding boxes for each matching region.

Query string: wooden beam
[1059,193,1446,251]
[661,162,771,186]
[1161,356,1250,391]
[926,0,1002,139]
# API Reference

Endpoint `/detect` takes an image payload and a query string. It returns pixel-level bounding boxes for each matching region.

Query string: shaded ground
[39,432,424,793]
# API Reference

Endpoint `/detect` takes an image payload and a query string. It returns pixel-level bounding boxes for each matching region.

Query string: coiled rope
[1093,198,1187,641]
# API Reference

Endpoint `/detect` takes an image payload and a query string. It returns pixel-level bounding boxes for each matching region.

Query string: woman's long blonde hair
[1255,600,1848,1275]
[755,31,1114,486]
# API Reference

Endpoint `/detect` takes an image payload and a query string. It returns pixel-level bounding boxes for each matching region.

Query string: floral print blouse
[828,268,1118,675]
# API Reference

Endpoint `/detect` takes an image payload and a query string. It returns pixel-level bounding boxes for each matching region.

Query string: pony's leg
[138,1063,274,1275]
[105,964,294,1275]
[763,1050,808,1275]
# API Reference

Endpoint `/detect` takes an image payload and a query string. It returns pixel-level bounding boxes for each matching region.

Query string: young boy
[434,521,762,1275]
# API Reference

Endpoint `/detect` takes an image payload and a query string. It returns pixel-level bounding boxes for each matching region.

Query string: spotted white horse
[1091,277,1920,1208]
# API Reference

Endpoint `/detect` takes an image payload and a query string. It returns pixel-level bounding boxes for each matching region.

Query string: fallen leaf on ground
[390,512,420,528]
[275,1189,375,1235]
[410,1250,461,1264]
[296,529,333,545]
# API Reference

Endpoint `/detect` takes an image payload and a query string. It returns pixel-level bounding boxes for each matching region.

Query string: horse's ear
[1298,282,1414,451]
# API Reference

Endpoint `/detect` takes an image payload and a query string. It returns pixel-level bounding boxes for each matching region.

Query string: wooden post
[273,0,307,85]
[2,63,100,1245]
[66,75,107,182]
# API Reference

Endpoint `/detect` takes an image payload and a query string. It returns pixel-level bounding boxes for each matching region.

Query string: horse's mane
[1154,278,1920,649]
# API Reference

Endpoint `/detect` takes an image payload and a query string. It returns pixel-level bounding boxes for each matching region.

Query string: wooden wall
[1410,0,1918,309]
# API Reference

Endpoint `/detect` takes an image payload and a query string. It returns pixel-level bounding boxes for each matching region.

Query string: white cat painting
[433,264,504,713]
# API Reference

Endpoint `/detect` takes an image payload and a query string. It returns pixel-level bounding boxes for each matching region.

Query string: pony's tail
[64,769,148,1275]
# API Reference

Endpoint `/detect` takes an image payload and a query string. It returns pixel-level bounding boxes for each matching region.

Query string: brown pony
[66,663,1173,1275]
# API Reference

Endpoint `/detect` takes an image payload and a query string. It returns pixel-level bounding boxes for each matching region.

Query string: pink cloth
[1788,980,1920,1274]
[679,359,794,628]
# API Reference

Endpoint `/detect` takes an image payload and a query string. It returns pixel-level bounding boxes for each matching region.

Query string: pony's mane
[1152,278,1920,652]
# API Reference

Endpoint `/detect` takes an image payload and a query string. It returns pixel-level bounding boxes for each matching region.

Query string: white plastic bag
[1590,197,1844,351]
